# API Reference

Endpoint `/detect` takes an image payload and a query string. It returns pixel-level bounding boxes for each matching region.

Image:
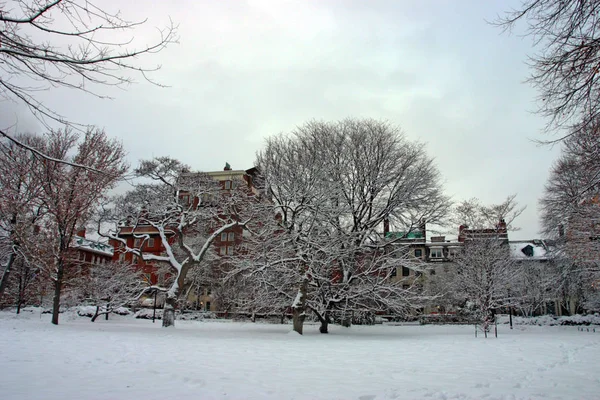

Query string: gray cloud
[1,0,561,239]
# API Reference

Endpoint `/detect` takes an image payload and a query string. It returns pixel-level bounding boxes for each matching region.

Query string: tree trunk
[162,294,177,327]
[0,251,17,302]
[292,277,308,335]
[91,306,100,322]
[292,308,306,335]
[341,309,352,327]
[51,258,65,325]
[317,310,330,334]
[105,302,109,320]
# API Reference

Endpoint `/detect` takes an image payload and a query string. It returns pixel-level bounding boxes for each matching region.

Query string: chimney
[458,225,467,243]
[224,162,232,171]
[76,226,86,238]
[419,219,426,238]
[497,218,507,233]
[383,218,390,236]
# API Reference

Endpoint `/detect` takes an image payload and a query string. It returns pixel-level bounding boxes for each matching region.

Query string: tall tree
[27,128,128,324]
[539,122,600,313]
[253,118,450,334]
[0,134,45,301]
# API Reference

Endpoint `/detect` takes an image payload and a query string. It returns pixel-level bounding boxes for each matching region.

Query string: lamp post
[152,289,157,323]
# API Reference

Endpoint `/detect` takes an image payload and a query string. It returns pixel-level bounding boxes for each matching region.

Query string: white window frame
[227,246,234,256]
[221,232,228,241]
[147,238,154,248]
[224,180,232,190]
[219,246,227,255]
[430,248,443,258]
[134,238,142,248]
[228,232,235,241]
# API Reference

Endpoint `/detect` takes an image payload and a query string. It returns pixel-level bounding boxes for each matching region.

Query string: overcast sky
[2,0,562,240]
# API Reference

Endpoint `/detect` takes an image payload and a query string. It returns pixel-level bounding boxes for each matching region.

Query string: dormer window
[224,180,232,190]
[521,245,534,257]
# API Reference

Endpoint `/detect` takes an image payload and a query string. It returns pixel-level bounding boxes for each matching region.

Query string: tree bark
[316,310,329,334]
[91,306,100,322]
[51,258,65,325]
[0,251,17,302]
[292,308,306,335]
[292,277,308,335]
[162,294,177,327]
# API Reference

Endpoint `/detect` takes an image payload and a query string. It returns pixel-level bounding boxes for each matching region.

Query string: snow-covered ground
[1,310,599,400]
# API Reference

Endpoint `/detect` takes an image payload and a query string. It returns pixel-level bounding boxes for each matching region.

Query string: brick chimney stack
[497,218,507,233]
[224,162,232,171]
[383,218,390,236]
[76,227,86,238]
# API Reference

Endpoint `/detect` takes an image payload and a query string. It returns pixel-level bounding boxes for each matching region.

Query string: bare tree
[103,157,255,327]
[453,236,520,336]
[539,122,600,313]
[252,118,450,334]
[0,134,45,301]
[496,1,600,136]
[451,195,526,233]
[1,0,177,162]
[23,128,128,324]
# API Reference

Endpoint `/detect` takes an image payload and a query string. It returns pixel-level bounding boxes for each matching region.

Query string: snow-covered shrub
[178,311,217,321]
[500,314,600,326]
[134,308,162,320]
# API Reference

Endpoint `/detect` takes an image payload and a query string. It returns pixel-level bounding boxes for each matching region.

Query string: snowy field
[1,311,599,400]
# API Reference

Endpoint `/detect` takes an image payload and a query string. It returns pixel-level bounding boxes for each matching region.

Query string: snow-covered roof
[509,240,549,261]
[72,235,113,257]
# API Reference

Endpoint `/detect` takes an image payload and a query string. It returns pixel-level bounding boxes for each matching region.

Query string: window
[227,246,234,256]
[414,249,423,257]
[219,246,227,255]
[430,248,443,258]
[391,267,397,277]
[224,180,232,190]
[521,245,534,257]
[147,238,154,248]
[119,252,126,262]
[205,301,211,311]
[134,238,141,248]
[228,232,235,241]
[221,232,228,241]
[402,266,410,277]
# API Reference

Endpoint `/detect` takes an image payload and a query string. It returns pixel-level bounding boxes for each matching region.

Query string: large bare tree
[251,118,450,334]
[497,0,600,136]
